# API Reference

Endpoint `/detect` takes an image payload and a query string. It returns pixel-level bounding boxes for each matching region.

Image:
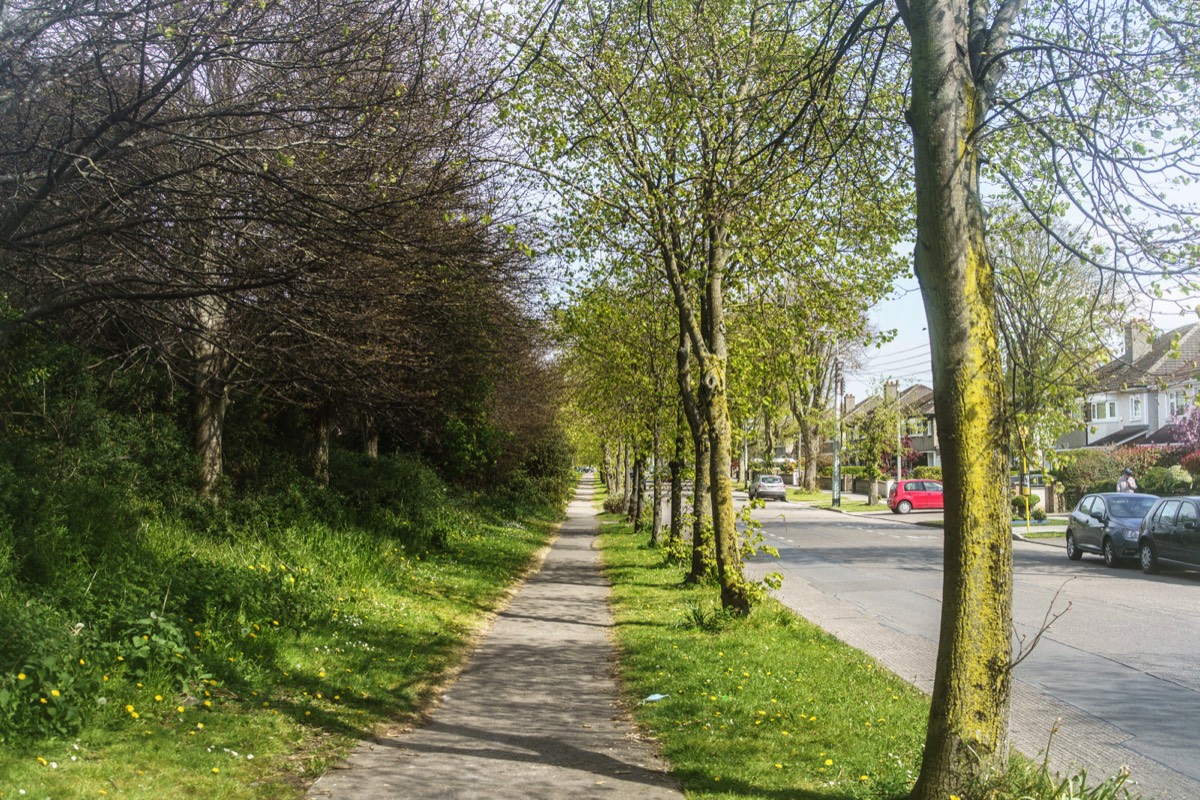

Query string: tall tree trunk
[761,403,774,466]
[602,441,618,496]
[703,360,750,614]
[632,456,646,528]
[192,294,227,500]
[908,0,1014,793]
[623,444,638,517]
[676,327,711,582]
[698,228,750,614]
[668,424,685,550]
[650,424,664,546]
[801,423,820,491]
[689,432,711,582]
[363,414,379,459]
[313,404,334,487]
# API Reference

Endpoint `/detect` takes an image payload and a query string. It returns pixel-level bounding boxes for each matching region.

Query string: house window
[1169,391,1189,417]
[1089,400,1118,421]
[1130,397,1143,421]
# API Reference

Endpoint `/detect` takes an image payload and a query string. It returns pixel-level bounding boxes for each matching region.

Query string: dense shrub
[1138,465,1193,496]
[1179,450,1200,476]
[0,339,572,744]
[912,466,942,479]
[1055,449,1121,504]
[1011,494,1041,517]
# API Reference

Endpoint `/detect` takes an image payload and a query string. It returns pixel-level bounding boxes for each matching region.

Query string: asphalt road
[741,498,1200,800]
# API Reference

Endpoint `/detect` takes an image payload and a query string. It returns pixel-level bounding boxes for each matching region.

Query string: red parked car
[888,479,944,514]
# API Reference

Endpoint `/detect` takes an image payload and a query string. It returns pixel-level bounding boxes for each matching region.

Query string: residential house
[833,381,941,468]
[1059,322,1200,449]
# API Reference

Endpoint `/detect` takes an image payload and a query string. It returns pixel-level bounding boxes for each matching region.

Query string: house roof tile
[846,383,934,420]
[1093,323,1200,391]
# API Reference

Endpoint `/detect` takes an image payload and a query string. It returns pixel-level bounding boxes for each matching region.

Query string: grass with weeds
[600,522,929,799]
[0,494,563,799]
[600,523,1141,800]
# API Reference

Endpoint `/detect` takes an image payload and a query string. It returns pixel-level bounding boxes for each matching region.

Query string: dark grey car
[1137,496,1200,574]
[1066,493,1158,567]
[749,474,787,501]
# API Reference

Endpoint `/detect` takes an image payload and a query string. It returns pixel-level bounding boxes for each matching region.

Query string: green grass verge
[599,523,929,799]
[0,500,563,799]
[600,524,1139,800]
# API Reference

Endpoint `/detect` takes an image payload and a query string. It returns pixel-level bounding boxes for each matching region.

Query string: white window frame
[1089,400,1118,421]
[1169,390,1188,417]
[1130,396,1143,422]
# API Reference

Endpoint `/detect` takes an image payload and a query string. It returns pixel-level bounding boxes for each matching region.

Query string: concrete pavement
[306,476,681,800]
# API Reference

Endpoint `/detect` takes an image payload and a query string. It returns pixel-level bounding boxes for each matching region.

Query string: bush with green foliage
[1138,464,1193,496]
[1055,449,1121,504]
[1011,494,1041,517]
[911,466,942,479]
[0,333,574,745]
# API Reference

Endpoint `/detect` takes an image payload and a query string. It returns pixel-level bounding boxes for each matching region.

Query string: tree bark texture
[650,424,663,546]
[313,405,334,487]
[668,426,685,550]
[630,455,645,529]
[907,0,1015,793]
[689,433,712,582]
[192,294,227,499]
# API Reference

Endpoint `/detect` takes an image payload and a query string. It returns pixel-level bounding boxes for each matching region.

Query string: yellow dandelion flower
[131,711,139,719]
[38,756,47,765]
[824,759,833,766]
[50,689,60,697]
[177,706,185,713]
[212,767,219,773]
[17,672,26,680]
[155,695,163,702]
[125,704,135,713]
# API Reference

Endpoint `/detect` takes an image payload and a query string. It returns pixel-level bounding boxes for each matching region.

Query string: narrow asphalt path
[306,476,682,799]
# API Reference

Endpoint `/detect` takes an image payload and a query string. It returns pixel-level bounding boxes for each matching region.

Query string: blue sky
[844,278,1200,401]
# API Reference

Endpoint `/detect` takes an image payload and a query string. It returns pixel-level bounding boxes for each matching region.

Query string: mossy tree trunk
[906,0,1015,792]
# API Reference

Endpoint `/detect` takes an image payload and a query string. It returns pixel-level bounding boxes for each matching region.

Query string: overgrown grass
[600,523,1141,800]
[0,455,571,799]
[600,522,929,799]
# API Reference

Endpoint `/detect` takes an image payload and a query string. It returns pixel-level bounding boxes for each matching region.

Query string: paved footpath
[306,476,683,799]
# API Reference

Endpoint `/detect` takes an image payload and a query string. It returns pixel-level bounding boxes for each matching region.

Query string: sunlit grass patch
[0,496,559,799]
[599,524,928,799]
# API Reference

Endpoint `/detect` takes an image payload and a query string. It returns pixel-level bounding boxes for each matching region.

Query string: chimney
[1124,320,1151,365]
[843,394,856,414]
[884,380,899,401]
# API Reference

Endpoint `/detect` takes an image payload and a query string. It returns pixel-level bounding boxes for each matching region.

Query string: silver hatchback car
[749,474,787,501]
